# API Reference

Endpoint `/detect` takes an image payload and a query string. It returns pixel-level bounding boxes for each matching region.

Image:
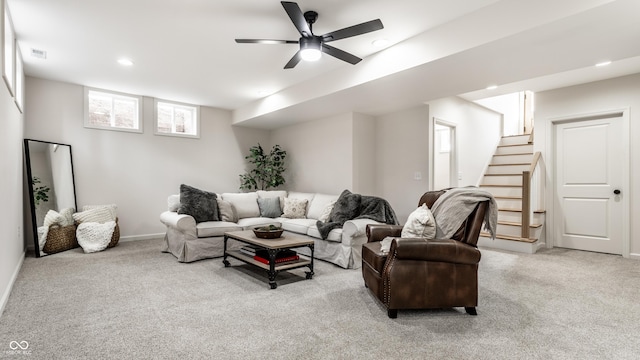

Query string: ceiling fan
[235,1,384,69]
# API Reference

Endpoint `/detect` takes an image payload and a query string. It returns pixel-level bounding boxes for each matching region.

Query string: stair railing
[521,152,543,239]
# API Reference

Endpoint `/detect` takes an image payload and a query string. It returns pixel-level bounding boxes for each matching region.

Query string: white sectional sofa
[160,190,385,269]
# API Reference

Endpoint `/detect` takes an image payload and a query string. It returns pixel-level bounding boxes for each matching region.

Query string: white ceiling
[9,0,640,129]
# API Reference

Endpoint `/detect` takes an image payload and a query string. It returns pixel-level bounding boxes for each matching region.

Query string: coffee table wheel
[223,259,230,267]
[269,282,277,289]
[305,271,314,280]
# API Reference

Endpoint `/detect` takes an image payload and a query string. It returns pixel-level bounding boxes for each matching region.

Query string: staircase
[477,134,546,254]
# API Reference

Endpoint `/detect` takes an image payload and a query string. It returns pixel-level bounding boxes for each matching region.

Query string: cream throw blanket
[430,187,498,240]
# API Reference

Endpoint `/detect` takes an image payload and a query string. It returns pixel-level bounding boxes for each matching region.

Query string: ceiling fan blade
[281,1,312,37]
[284,51,303,69]
[321,44,362,65]
[322,19,384,43]
[235,39,298,44]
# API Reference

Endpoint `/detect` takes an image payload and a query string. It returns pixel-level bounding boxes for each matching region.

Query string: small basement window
[154,99,200,138]
[84,88,143,133]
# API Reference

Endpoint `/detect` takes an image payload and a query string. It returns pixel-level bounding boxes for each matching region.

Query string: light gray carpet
[1,239,639,359]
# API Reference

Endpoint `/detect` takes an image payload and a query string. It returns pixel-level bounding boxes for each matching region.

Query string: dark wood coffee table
[223,230,314,289]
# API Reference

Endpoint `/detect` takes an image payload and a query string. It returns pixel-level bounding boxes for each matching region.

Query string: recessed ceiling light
[117,58,134,66]
[595,61,611,67]
[486,85,498,90]
[372,38,390,47]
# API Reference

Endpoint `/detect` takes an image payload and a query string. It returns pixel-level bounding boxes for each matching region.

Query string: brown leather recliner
[362,189,488,318]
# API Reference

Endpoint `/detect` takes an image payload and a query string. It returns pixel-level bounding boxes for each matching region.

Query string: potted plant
[239,144,287,190]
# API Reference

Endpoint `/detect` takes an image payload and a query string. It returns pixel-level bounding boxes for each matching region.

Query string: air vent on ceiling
[30,48,47,59]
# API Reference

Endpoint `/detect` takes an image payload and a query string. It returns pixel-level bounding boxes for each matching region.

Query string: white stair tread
[480,232,537,243]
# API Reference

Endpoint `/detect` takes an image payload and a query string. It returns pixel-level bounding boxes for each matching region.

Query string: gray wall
[0,70,25,315]
[24,77,270,240]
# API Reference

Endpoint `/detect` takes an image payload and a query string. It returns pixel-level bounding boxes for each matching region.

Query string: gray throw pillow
[177,184,219,223]
[257,197,282,218]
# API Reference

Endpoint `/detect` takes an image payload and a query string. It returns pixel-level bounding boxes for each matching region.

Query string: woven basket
[43,224,78,254]
[107,219,120,248]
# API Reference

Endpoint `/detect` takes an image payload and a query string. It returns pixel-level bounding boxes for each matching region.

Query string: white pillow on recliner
[401,204,436,239]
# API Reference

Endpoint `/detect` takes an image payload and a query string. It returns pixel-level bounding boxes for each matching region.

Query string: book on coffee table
[253,249,299,264]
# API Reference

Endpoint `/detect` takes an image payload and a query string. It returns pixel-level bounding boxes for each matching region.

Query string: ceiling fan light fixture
[300,37,322,62]
[300,48,321,62]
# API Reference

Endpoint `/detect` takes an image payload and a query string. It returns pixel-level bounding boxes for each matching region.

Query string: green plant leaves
[239,144,287,191]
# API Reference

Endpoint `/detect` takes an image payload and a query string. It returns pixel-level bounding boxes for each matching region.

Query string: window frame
[83,87,143,133]
[153,98,200,139]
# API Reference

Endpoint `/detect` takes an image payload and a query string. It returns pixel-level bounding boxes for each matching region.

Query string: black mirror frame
[24,139,78,258]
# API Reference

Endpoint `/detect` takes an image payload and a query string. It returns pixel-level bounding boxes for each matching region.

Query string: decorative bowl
[253,226,284,239]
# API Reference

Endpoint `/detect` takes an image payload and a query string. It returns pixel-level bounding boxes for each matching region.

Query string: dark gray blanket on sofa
[316,190,398,240]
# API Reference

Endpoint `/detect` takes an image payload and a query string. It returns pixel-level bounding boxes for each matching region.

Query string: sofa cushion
[196,221,242,238]
[307,194,339,220]
[257,190,287,211]
[257,197,282,218]
[221,192,260,219]
[236,217,281,230]
[282,198,308,219]
[178,184,219,223]
[307,226,342,242]
[279,218,316,234]
[217,199,238,223]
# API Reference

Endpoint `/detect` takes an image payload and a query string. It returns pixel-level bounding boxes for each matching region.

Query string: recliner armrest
[392,238,481,265]
[366,224,403,243]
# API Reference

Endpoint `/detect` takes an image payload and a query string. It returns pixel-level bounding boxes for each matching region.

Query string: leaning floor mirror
[24,139,78,257]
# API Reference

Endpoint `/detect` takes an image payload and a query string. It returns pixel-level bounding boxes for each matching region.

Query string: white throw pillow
[73,207,115,224]
[281,198,308,219]
[401,204,436,239]
[317,200,336,223]
[43,210,63,227]
[221,192,260,219]
[217,199,238,223]
[307,194,338,220]
[76,221,116,253]
[59,208,75,227]
[167,195,181,212]
[82,204,118,219]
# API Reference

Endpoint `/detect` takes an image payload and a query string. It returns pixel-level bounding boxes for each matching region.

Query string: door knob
[614,189,621,195]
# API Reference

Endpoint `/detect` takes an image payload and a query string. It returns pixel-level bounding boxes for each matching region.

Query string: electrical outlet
[17,226,21,239]
[414,171,422,180]
[458,172,463,180]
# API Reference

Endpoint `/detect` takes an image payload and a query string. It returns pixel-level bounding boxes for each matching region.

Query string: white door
[554,115,624,254]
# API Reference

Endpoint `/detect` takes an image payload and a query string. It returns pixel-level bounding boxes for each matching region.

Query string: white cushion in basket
[73,207,115,224]
[221,192,260,219]
[43,210,63,227]
[76,221,116,253]
[307,194,338,220]
[83,204,118,219]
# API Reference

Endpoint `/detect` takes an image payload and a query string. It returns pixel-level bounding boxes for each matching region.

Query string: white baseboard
[1,251,25,317]
[119,233,165,242]
[629,253,640,260]
[478,236,544,254]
